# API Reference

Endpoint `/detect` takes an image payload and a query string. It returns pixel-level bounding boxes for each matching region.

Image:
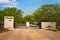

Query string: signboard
[4,16,14,30]
[26,22,30,27]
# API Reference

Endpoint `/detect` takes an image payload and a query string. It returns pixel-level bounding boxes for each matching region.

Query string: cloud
[0,0,19,8]
[3,3,19,8]
[0,0,9,3]
[9,0,18,5]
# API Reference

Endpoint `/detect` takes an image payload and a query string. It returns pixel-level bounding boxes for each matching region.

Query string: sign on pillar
[4,16,14,30]
[26,22,30,28]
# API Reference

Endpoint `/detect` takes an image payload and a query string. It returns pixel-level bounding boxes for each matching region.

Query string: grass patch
[47,29,57,32]
[0,28,9,33]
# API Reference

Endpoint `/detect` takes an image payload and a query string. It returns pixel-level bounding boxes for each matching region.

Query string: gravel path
[0,28,60,40]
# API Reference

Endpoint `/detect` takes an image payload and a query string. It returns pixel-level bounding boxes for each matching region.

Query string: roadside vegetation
[0,4,60,32]
[33,4,60,30]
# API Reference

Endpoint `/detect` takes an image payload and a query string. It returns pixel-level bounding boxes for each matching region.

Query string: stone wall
[4,16,14,30]
[41,22,56,29]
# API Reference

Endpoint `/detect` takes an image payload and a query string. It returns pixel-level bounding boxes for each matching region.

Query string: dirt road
[0,28,60,40]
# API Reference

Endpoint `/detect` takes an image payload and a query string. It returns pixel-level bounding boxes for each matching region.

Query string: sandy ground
[0,28,60,40]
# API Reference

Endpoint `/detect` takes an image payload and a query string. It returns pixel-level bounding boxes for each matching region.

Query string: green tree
[33,4,60,22]
[23,14,35,24]
[0,7,23,26]
[33,4,60,28]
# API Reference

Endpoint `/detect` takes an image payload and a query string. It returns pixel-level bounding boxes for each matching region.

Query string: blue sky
[0,0,60,16]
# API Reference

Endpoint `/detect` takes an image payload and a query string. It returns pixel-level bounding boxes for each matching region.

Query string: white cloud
[9,0,17,5]
[0,0,19,8]
[0,0,9,3]
[3,4,19,8]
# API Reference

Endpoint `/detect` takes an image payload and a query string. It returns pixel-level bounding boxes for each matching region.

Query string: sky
[0,0,60,16]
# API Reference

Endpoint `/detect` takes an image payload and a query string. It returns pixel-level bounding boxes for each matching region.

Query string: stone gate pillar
[4,16,14,30]
[26,22,30,28]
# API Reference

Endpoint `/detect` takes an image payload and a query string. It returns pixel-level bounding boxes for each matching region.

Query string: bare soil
[0,28,60,40]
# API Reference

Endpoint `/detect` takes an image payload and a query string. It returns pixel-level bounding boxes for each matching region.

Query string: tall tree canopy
[33,4,60,22]
[0,7,23,25]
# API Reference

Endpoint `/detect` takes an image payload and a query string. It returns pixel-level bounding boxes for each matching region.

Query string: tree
[33,4,60,28]
[33,4,60,22]
[23,14,35,24]
[0,7,23,27]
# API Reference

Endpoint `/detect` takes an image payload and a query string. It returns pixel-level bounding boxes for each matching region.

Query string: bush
[46,26,57,32]
[0,28,9,33]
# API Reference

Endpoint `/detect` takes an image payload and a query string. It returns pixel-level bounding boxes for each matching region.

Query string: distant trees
[23,15,35,24]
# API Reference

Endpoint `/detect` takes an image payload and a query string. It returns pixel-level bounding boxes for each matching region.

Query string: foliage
[23,14,35,24]
[0,7,23,25]
[33,4,60,22]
